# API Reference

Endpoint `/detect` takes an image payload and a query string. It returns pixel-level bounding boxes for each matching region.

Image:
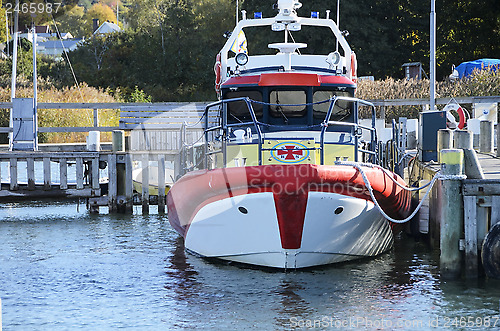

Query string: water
[1,201,500,330]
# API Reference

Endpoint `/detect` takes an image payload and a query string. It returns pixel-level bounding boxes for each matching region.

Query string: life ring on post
[214,53,222,96]
[350,52,357,84]
[443,103,467,129]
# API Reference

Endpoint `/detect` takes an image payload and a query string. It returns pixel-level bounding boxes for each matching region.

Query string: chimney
[92,19,99,33]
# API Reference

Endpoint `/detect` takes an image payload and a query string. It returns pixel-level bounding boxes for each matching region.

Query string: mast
[430,0,436,111]
[32,24,38,149]
[10,0,19,101]
[335,0,340,52]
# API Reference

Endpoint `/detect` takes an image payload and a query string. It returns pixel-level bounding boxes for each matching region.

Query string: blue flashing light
[254,12,262,19]
[311,11,319,18]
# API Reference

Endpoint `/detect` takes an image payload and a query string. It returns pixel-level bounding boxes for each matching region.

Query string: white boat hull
[184,191,393,269]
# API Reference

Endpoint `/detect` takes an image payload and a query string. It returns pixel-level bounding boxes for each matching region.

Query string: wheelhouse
[221,73,356,130]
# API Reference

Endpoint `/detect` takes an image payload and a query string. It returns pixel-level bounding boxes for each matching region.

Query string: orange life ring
[214,53,222,95]
[350,52,357,84]
[443,103,467,129]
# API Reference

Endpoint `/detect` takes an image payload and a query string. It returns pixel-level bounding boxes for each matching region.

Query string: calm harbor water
[1,200,500,330]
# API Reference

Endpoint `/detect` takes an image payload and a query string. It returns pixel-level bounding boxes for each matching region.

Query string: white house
[36,38,84,59]
[93,21,121,35]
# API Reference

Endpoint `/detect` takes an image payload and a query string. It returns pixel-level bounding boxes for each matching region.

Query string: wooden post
[112,130,125,152]
[497,122,500,157]
[125,154,133,213]
[479,120,493,153]
[437,129,453,162]
[89,156,100,213]
[10,157,18,191]
[59,158,68,189]
[76,157,84,190]
[91,157,100,193]
[142,154,149,214]
[453,130,473,149]
[43,157,51,190]
[93,108,99,127]
[439,148,464,279]
[115,154,127,213]
[108,154,117,212]
[464,195,478,279]
[158,154,166,214]
[454,130,484,179]
[491,196,500,227]
[27,157,35,190]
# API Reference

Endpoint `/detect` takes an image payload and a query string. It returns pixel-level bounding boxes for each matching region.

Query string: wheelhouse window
[313,90,352,121]
[225,90,263,122]
[269,90,306,118]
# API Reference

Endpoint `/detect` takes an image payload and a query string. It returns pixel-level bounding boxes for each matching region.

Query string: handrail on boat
[203,97,263,168]
[197,95,379,169]
[319,96,378,164]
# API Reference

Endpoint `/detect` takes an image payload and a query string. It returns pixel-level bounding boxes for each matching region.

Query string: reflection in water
[164,236,200,303]
[273,279,312,327]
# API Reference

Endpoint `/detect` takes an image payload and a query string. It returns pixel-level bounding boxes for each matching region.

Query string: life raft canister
[214,53,222,96]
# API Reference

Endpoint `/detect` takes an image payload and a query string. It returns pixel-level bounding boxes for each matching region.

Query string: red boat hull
[167,164,412,249]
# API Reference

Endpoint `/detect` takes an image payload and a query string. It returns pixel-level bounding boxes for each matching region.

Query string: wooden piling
[108,154,117,212]
[142,154,149,214]
[10,157,18,191]
[27,157,35,190]
[158,154,166,214]
[437,129,453,162]
[43,157,51,190]
[464,195,478,278]
[497,122,500,157]
[76,157,84,190]
[454,130,485,179]
[125,154,133,212]
[112,130,125,152]
[479,120,494,153]
[60,158,67,190]
[439,148,464,279]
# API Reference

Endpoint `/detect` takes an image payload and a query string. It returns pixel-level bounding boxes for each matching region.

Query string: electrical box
[418,110,446,162]
[11,98,37,151]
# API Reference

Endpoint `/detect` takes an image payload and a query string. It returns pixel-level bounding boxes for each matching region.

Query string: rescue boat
[166,0,413,269]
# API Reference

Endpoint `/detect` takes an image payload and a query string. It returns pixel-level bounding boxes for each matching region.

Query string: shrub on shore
[0,79,118,143]
[356,69,500,120]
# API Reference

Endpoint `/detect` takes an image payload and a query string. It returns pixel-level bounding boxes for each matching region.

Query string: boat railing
[201,96,378,169]
[320,96,378,164]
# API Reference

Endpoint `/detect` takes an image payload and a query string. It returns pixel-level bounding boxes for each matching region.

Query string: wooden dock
[411,129,500,279]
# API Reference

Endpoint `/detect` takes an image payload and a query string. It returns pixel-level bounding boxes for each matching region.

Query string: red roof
[221,73,355,87]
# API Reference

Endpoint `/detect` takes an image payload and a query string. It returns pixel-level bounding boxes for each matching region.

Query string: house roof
[94,21,121,35]
[37,38,84,51]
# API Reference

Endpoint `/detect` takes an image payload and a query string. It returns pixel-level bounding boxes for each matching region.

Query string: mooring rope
[334,161,463,224]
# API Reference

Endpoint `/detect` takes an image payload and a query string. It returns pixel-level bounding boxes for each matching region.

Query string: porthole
[238,206,248,214]
[334,207,344,215]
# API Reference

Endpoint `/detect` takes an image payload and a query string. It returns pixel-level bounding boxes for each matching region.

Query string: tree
[83,3,116,35]
[55,4,86,37]
[0,1,6,43]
